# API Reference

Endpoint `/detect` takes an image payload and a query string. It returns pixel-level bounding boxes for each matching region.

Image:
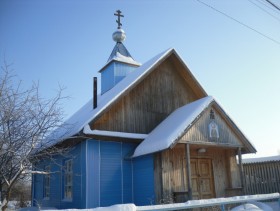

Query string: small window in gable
[43,165,50,199]
[64,159,73,200]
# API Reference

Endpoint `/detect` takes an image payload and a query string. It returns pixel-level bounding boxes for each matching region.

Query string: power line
[247,0,280,23]
[195,0,280,46]
[265,0,280,11]
[256,0,280,13]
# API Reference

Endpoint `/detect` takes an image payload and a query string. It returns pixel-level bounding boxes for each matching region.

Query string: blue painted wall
[33,139,155,209]
[86,140,136,207]
[133,154,155,205]
[101,61,138,94]
[32,143,85,209]
[85,139,155,208]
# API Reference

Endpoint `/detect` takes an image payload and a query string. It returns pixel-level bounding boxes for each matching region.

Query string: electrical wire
[195,0,280,46]
[256,0,280,13]
[265,0,280,11]
[247,0,280,22]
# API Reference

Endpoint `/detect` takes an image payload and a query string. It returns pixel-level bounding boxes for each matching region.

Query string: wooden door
[191,158,215,199]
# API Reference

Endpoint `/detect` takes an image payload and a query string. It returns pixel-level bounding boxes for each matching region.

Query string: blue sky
[1,0,280,158]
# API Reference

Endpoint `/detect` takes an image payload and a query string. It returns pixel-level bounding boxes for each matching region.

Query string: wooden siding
[179,106,243,148]
[92,58,200,134]
[243,161,280,195]
[154,144,241,203]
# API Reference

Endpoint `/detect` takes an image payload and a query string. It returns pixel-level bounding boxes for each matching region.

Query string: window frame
[43,165,50,199]
[63,159,73,201]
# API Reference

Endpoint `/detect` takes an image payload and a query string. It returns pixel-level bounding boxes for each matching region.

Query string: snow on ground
[18,204,136,211]
[266,202,280,211]
[15,193,280,211]
[231,201,273,211]
[18,202,279,211]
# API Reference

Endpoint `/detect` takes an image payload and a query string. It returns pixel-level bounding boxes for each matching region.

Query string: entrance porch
[154,144,244,204]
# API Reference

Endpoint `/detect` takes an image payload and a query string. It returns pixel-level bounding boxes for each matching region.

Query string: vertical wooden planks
[92,59,198,134]
[243,160,280,195]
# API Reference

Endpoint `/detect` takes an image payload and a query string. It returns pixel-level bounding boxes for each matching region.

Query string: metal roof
[107,42,133,62]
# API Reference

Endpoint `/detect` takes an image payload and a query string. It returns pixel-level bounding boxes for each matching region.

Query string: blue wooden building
[32,11,256,209]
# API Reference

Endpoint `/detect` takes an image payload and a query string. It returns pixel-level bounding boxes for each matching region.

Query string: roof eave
[98,59,141,73]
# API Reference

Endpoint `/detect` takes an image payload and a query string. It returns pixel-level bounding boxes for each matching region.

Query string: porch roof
[132,96,214,157]
[132,96,256,158]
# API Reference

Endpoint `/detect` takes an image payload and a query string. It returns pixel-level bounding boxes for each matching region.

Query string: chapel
[32,10,256,209]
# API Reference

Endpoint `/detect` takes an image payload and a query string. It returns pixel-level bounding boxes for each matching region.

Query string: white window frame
[43,165,50,199]
[63,159,73,200]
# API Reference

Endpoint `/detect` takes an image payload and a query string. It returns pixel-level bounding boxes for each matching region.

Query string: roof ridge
[43,48,174,149]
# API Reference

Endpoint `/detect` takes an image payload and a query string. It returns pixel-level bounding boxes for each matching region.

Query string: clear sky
[1,0,280,158]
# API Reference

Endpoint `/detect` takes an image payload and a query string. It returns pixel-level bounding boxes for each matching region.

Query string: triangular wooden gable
[91,51,207,134]
[178,104,254,153]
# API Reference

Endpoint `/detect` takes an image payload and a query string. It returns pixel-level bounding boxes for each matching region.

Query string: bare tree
[0,62,68,211]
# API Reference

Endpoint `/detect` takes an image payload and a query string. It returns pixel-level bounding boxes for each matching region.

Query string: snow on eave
[132,96,214,158]
[132,96,257,158]
[83,124,148,139]
[243,155,280,164]
[99,56,141,73]
[44,48,175,147]
[111,52,141,66]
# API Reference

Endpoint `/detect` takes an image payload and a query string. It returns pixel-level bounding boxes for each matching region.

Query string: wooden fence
[243,160,280,195]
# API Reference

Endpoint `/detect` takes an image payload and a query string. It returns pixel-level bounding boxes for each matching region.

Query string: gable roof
[46,48,207,147]
[132,96,256,158]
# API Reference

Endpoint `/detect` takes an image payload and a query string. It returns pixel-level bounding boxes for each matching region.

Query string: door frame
[190,157,216,199]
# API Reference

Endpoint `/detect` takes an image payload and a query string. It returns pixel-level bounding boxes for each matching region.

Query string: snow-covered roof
[100,42,141,71]
[83,124,148,139]
[42,47,257,157]
[132,96,214,157]
[132,96,257,158]
[111,52,141,66]
[243,155,280,164]
[108,42,133,62]
[46,48,184,146]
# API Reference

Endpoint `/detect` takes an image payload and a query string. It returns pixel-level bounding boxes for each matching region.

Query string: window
[43,166,50,199]
[64,159,73,200]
